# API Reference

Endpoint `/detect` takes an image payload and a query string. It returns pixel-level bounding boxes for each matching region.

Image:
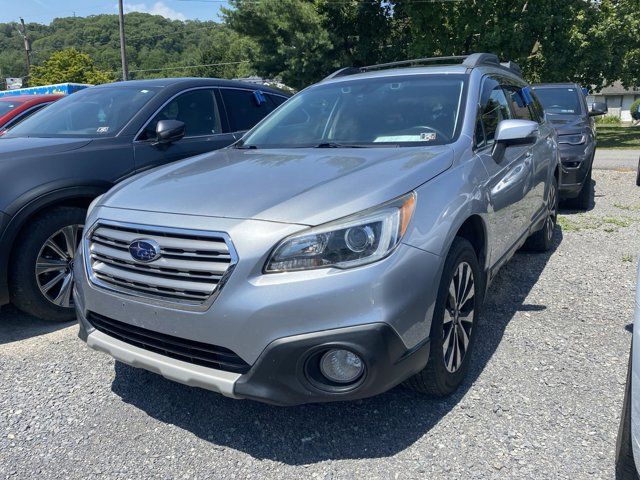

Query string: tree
[29,48,113,85]
[194,26,256,79]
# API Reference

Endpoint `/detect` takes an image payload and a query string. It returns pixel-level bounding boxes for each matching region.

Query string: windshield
[0,100,26,117]
[240,74,466,148]
[533,87,582,115]
[4,86,161,138]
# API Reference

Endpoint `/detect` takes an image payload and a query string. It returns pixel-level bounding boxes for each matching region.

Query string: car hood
[547,114,589,136]
[0,137,91,162]
[103,145,454,225]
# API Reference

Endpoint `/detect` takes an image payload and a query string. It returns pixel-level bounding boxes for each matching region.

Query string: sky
[0,0,229,24]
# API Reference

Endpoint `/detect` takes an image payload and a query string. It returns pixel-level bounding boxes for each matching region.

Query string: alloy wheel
[35,224,83,308]
[443,261,475,373]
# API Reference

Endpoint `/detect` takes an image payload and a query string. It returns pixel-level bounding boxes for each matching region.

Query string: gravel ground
[594,149,639,170]
[1,169,639,479]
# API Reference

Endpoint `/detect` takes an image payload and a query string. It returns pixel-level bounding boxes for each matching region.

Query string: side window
[505,86,534,121]
[267,94,288,107]
[476,78,512,148]
[140,89,221,140]
[221,88,276,132]
[4,103,49,130]
[529,90,545,123]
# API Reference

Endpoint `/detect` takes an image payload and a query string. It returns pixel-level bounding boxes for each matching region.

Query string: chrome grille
[86,223,235,305]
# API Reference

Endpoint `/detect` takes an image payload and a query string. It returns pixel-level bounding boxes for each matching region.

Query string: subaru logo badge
[128,239,161,263]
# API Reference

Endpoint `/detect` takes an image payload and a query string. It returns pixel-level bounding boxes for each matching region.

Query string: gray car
[75,53,560,405]
[532,83,607,210]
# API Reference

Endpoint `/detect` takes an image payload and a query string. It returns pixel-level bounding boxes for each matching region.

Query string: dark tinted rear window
[533,87,582,115]
[220,88,277,131]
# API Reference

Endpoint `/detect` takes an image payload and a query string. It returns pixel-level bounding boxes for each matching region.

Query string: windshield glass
[0,100,26,117]
[533,87,582,115]
[4,86,161,138]
[241,74,466,148]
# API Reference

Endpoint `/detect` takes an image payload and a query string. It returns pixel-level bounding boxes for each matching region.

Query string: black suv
[0,78,289,321]
[532,83,606,209]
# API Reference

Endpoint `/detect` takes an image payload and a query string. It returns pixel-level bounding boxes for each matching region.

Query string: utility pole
[16,18,31,87]
[118,0,129,81]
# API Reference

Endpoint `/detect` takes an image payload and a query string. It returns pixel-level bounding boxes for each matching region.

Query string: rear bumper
[77,304,430,406]
[558,143,594,198]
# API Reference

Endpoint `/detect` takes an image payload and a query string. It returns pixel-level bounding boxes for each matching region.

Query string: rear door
[218,87,280,139]
[133,88,235,172]
[475,76,535,264]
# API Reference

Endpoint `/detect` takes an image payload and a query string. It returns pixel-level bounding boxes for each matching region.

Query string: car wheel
[636,157,640,187]
[567,166,592,211]
[404,237,484,396]
[616,348,639,479]
[524,177,558,252]
[9,207,85,322]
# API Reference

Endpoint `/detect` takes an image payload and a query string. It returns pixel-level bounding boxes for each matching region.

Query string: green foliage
[596,115,622,125]
[29,48,112,85]
[630,99,640,121]
[194,26,256,79]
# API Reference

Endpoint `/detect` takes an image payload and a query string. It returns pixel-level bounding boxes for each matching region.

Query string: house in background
[587,81,640,122]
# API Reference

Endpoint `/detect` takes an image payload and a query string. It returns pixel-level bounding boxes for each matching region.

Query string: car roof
[320,64,469,84]
[91,78,290,96]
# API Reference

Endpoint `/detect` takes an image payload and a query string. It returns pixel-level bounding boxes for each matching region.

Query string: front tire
[635,157,640,187]
[405,237,484,396]
[524,176,558,252]
[567,165,592,210]
[9,207,85,322]
[616,348,639,479]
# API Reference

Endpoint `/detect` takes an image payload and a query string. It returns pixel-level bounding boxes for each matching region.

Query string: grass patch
[596,125,640,149]
[558,214,637,232]
[622,253,634,263]
[614,203,640,212]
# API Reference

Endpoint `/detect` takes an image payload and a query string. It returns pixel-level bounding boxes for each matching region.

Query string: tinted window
[241,75,466,148]
[221,89,276,132]
[140,89,221,140]
[5,87,161,138]
[3,103,50,130]
[267,94,288,107]
[533,87,582,115]
[0,100,25,116]
[504,86,534,121]
[476,79,511,148]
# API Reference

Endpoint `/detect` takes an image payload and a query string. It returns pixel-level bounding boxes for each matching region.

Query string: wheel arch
[0,184,109,304]
[452,214,488,273]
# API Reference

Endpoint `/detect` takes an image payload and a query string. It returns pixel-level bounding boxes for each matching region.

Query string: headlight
[265,192,416,273]
[86,194,104,217]
[558,134,586,145]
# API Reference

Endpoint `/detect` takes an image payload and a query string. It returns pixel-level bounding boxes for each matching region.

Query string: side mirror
[589,102,607,116]
[154,119,185,145]
[492,119,538,162]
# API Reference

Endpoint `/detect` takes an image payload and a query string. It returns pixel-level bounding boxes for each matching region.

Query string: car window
[4,87,161,139]
[267,94,288,107]
[241,74,466,148]
[0,100,26,116]
[140,89,221,140]
[3,103,50,130]
[220,88,277,132]
[533,87,582,115]
[476,79,512,148]
[504,86,535,121]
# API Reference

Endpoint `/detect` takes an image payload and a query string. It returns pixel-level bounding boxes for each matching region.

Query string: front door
[133,88,235,172]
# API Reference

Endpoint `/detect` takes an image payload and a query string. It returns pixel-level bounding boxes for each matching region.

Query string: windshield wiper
[314,142,368,148]
[233,143,258,149]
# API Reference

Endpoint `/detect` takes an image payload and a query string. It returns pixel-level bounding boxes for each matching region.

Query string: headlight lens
[558,134,586,145]
[265,192,416,272]
[86,194,104,217]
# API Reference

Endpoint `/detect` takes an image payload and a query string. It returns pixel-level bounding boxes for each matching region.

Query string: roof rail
[322,53,522,82]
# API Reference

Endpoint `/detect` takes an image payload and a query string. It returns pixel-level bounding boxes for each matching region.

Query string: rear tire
[524,177,558,252]
[9,207,85,322]
[566,166,592,211]
[616,348,639,479]
[405,237,484,396]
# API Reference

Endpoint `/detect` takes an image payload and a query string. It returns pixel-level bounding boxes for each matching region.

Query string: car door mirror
[492,119,538,162]
[589,102,607,116]
[154,119,186,145]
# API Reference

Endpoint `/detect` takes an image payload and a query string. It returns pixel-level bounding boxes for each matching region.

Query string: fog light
[319,349,364,384]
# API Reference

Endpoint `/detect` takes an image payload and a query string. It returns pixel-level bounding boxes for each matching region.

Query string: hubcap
[546,183,557,242]
[443,261,475,373]
[35,224,83,308]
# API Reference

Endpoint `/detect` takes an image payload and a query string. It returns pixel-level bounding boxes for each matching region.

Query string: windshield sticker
[420,132,437,141]
[97,126,109,134]
[374,133,436,143]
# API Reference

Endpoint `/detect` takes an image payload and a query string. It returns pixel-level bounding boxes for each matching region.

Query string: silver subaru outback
[75,53,560,406]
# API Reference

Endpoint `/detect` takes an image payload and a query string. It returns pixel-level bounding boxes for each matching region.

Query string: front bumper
[557,142,594,198]
[77,303,430,406]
